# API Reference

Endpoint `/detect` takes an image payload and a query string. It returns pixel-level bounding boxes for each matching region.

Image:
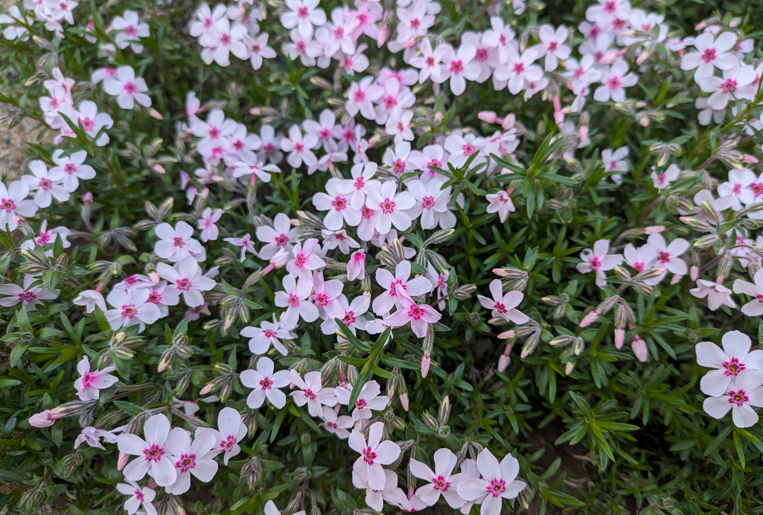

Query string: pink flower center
[294,253,307,268]
[432,475,451,491]
[383,96,397,109]
[487,478,507,497]
[450,59,464,74]
[148,291,162,304]
[343,311,356,325]
[393,159,406,174]
[303,388,317,400]
[134,489,145,502]
[657,251,670,264]
[354,177,366,190]
[296,41,306,53]
[220,33,231,45]
[334,27,344,39]
[475,47,489,62]
[723,357,745,376]
[353,251,365,262]
[332,196,347,211]
[410,18,420,29]
[143,444,165,462]
[297,6,309,18]
[494,302,507,314]
[81,371,95,388]
[603,1,616,12]
[701,48,717,63]
[355,398,367,410]
[314,293,329,306]
[263,329,278,339]
[721,79,738,93]
[123,81,137,94]
[294,142,304,153]
[121,304,137,319]
[380,199,396,214]
[728,389,749,407]
[18,290,37,303]
[512,62,525,75]
[642,23,652,32]
[548,41,558,52]
[38,178,52,190]
[275,234,289,247]
[462,143,476,156]
[176,278,192,291]
[81,117,95,131]
[287,293,300,307]
[175,453,197,473]
[607,76,621,90]
[354,89,366,102]
[421,196,435,210]
[260,377,273,390]
[220,435,236,452]
[125,25,137,37]
[36,232,51,245]
[362,206,375,219]
[173,237,185,247]
[426,56,435,67]
[362,446,376,465]
[263,142,275,154]
[633,262,644,272]
[589,256,602,271]
[407,304,424,320]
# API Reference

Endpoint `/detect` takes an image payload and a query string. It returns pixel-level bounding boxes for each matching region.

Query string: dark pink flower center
[176,278,192,291]
[297,6,309,18]
[362,446,376,464]
[421,195,435,210]
[332,196,347,211]
[701,48,717,63]
[143,444,165,462]
[260,377,273,390]
[728,389,749,407]
[487,478,506,497]
[175,453,197,473]
[432,475,451,491]
[121,304,137,319]
[723,358,745,376]
[450,59,464,74]
[123,82,137,94]
[303,388,317,400]
[657,251,670,264]
[380,199,396,214]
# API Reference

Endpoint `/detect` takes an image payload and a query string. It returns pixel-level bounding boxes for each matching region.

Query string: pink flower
[116,480,157,515]
[486,189,516,223]
[681,32,738,81]
[348,250,366,281]
[313,178,362,230]
[406,179,455,230]
[690,280,736,311]
[0,181,38,231]
[286,238,326,280]
[245,33,276,70]
[28,407,65,428]
[275,273,319,325]
[348,421,401,491]
[477,279,529,324]
[623,243,656,273]
[699,65,756,110]
[373,260,433,315]
[482,16,515,64]
[410,38,449,83]
[74,356,118,401]
[204,17,249,66]
[103,66,151,110]
[223,233,257,262]
[290,370,337,417]
[346,76,384,120]
[384,300,441,338]
[494,48,543,95]
[202,407,247,465]
[117,414,177,487]
[105,288,161,332]
[0,274,57,311]
[703,369,763,428]
[717,169,757,210]
[410,448,467,508]
[280,0,326,39]
[75,426,117,450]
[156,257,216,308]
[575,239,623,287]
[651,164,680,189]
[198,208,222,242]
[594,59,637,102]
[366,181,416,234]
[457,449,526,515]
[164,428,218,495]
[240,357,291,409]
[191,109,237,156]
[21,160,68,209]
[697,331,763,397]
[441,44,481,96]
[647,233,688,276]
[537,24,571,71]
[282,125,319,168]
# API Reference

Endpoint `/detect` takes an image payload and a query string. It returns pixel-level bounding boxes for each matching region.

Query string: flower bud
[579,309,600,328]
[438,396,450,426]
[520,331,539,358]
[421,351,431,378]
[632,335,647,362]
[478,111,497,123]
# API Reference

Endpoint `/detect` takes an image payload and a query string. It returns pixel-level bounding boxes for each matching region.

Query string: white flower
[105,288,162,331]
[441,44,481,96]
[486,189,515,223]
[164,429,218,495]
[537,24,570,71]
[594,59,637,102]
[312,178,361,230]
[156,257,216,308]
[690,280,736,311]
[290,370,337,417]
[275,273,319,325]
[198,208,222,242]
[281,125,319,168]
[699,65,756,110]
[75,426,117,450]
[240,357,291,409]
[189,3,227,45]
[373,260,433,315]
[256,213,298,259]
[245,33,277,70]
[494,48,543,95]
[406,179,454,230]
[575,240,623,287]
[0,6,30,40]
[681,32,738,81]
[651,164,680,189]
[280,0,326,39]
[117,414,177,487]
[49,149,96,192]
[286,239,326,280]
[703,369,763,428]
[335,380,388,420]
[103,66,151,110]
[718,168,757,210]
[21,160,68,208]
[410,448,467,508]
[116,481,157,515]
[75,101,113,146]
[0,181,38,231]
[366,181,416,234]
[319,406,353,439]
[697,331,763,397]
[205,18,249,66]
[477,279,529,324]
[154,221,207,263]
[647,233,688,276]
[348,421,401,491]
[410,38,449,83]
[204,407,248,465]
[241,317,295,355]
[457,449,526,515]
[734,269,763,316]
[111,10,149,53]
[346,77,384,120]
[0,274,57,311]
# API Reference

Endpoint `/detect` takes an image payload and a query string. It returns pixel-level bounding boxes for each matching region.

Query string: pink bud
[95,282,106,293]
[641,225,665,234]
[29,410,55,428]
[408,485,415,500]
[492,268,510,277]
[632,335,647,362]
[553,96,561,113]
[497,354,511,372]
[565,361,574,375]
[501,114,515,131]
[153,164,166,174]
[695,21,706,30]
[636,51,649,65]
[434,112,443,122]
[185,127,194,135]
[377,25,388,47]
[270,249,290,269]
[497,330,516,339]
[367,135,381,148]
[614,327,624,349]
[400,392,409,412]
[555,110,566,126]
[421,352,431,378]
[743,154,759,163]
[118,451,129,471]
[250,107,262,115]
[690,266,699,281]
[579,310,600,328]
[579,123,588,142]
[148,109,163,120]
[149,271,160,284]
[83,192,93,205]
[199,383,214,396]
[670,274,683,285]
[478,111,497,124]
[640,117,650,127]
